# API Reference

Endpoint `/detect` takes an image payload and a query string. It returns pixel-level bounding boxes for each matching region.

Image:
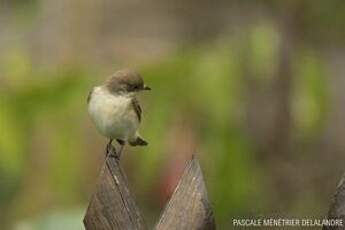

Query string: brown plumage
[105,69,150,94]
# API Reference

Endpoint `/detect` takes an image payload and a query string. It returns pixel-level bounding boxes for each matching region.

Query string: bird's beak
[143,85,151,90]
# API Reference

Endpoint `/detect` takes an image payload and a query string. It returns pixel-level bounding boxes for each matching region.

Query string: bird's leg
[113,139,125,160]
[106,139,115,157]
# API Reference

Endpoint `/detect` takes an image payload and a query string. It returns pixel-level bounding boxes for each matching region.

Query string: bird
[87,69,151,159]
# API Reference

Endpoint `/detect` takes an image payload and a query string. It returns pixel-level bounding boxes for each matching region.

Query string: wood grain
[83,150,147,230]
[324,173,345,230]
[84,149,215,230]
[155,156,216,230]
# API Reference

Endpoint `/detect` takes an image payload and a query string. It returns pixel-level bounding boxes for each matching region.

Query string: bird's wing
[131,97,142,122]
[87,88,94,104]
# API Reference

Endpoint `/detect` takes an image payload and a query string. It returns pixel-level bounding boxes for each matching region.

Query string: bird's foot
[108,152,120,161]
[106,142,116,157]
[106,144,122,161]
[105,139,124,162]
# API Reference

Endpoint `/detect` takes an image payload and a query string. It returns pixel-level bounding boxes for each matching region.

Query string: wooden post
[83,147,147,230]
[84,150,215,230]
[324,173,345,230]
[155,155,216,230]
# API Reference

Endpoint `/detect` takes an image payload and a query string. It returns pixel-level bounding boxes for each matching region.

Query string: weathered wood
[155,156,216,230]
[324,173,345,230]
[83,147,147,230]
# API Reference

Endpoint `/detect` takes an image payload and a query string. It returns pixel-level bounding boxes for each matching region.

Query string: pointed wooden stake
[155,156,216,230]
[83,152,147,230]
[324,173,345,230]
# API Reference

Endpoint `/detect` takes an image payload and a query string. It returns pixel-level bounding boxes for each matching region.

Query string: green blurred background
[1,1,345,229]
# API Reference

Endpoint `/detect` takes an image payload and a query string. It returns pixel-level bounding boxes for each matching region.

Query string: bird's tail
[129,134,148,146]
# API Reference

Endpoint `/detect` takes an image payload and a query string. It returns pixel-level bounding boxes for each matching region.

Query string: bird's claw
[108,152,120,161]
[106,143,116,156]
[106,144,122,162]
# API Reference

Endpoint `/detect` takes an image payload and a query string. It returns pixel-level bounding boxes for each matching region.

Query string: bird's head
[105,69,151,95]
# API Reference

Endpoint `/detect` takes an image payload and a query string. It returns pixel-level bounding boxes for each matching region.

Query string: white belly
[88,87,139,140]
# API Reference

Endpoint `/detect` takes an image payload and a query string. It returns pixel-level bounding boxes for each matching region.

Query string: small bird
[87,69,151,159]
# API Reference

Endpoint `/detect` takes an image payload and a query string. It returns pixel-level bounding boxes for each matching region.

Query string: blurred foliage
[13,209,84,230]
[0,49,95,228]
[293,49,328,138]
[141,42,258,221]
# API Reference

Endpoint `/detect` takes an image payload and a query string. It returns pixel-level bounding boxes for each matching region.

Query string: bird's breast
[88,88,139,139]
